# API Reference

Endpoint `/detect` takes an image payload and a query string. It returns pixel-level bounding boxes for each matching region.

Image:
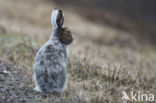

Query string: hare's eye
[67,31,70,33]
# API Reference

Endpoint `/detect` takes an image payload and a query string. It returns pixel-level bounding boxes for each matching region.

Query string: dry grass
[0,0,156,103]
[0,30,155,103]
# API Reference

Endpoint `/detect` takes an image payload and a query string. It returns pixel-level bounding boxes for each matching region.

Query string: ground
[0,0,156,103]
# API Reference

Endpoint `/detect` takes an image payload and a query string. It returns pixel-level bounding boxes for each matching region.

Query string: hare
[33,8,73,93]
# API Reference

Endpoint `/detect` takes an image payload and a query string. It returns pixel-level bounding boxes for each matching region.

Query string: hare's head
[51,9,73,45]
[58,27,73,45]
[51,8,64,30]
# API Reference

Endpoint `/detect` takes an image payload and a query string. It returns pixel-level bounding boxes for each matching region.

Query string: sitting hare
[33,8,73,93]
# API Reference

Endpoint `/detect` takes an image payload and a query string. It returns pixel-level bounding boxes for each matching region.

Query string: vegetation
[0,0,155,102]
[0,30,155,103]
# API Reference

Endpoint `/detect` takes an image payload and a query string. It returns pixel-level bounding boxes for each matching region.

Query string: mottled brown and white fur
[33,9,73,93]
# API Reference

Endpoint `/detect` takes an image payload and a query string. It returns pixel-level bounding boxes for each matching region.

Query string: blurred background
[0,0,156,102]
[1,0,156,70]
[53,0,156,44]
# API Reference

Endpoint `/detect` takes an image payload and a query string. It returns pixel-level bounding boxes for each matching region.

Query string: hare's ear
[51,8,64,30]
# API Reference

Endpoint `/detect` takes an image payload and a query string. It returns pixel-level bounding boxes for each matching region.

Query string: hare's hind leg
[53,71,67,93]
[33,73,42,92]
[34,86,40,92]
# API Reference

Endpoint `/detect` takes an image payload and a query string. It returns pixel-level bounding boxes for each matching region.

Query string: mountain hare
[33,9,73,93]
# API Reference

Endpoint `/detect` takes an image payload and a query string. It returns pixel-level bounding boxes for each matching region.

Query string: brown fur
[58,27,73,45]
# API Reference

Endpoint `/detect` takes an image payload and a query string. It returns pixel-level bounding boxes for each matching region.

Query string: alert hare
[33,8,73,93]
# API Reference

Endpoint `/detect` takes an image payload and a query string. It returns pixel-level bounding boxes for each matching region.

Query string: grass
[0,0,155,102]
[0,31,155,103]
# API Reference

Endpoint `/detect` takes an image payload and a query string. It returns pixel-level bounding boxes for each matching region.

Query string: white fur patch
[33,73,42,92]
[51,9,59,30]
